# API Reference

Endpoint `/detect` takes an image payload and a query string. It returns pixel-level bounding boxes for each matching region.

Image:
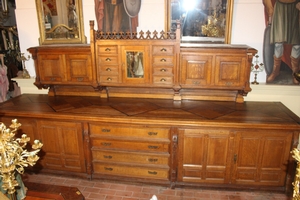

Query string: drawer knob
[106,68,112,71]
[105,48,111,52]
[106,58,111,61]
[76,77,83,82]
[148,158,158,162]
[148,132,158,136]
[105,167,113,171]
[160,78,166,82]
[148,145,159,149]
[50,77,56,81]
[148,171,158,175]
[101,142,111,146]
[107,77,112,81]
[160,68,166,72]
[160,48,167,52]
[104,155,112,159]
[160,58,166,62]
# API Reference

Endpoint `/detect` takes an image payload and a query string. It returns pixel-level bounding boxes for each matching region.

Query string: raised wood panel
[66,54,93,83]
[233,130,293,186]
[37,121,85,172]
[214,56,246,87]
[38,54,65,82]
[178,129,233,184]
[180,55,213,86]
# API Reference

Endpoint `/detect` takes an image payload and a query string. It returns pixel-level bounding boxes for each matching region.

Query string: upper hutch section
[28,20,257,103]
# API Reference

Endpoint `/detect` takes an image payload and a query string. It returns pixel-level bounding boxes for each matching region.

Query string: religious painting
[262,0,300,85]
[42,0,57,16]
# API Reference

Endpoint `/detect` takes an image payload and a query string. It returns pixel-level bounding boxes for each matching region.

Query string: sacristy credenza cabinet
[1,21,299,195]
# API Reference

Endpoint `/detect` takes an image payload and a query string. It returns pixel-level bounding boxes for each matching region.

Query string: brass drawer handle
[148,132,158,136]
[105,48,111,52]
[160,48,167,52]
[106,68,111,71]
[160,58,166,62]
[160,68,166,72]
[105,167,113,171]
[50,77,56,81]
[148,145,159,149]
[148,171,158,175]
[148,158,158,162]
[101,142,111,146]
[160,78,166,82]
[104,155,112,159]
[107,77,112,81]
[105,58,111,61]
[101,129,111,132]
[76,77,83,82]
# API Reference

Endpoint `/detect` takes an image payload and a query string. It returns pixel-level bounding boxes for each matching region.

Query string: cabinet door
[232,130,292,186]
[37,54,65,83]
[65,54,93,84]
[214,55,246,88]
[37,120,85,173]
[178,129,234,184]
[180,54,213,87]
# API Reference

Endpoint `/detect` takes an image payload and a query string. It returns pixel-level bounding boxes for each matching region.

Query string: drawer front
[93,163,169,179]
[153,46,174,55]
[153,67,174,75]
[91,139,169,152]
[92,150,169,165]
[98,46,118,54]
[99,65,119,75]
[153,76,173,85]
[99,75,119,83]
[153,56,174,65]
[98,56,118,65]
[90,124,170,139]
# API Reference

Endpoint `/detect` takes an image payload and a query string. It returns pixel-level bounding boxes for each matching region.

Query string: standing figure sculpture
[263,0,300,84]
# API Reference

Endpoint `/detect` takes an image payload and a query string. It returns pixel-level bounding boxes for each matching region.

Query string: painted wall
[13,0,300,117]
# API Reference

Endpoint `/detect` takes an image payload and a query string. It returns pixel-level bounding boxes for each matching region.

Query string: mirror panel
[36,0,86,45]
[126,51,144,78]
[166,0,233,44]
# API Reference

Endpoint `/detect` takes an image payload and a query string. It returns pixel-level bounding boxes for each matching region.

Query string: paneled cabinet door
[232,130,293,186]
[177,129,234,184]
[180,54,213,87]
[214,55,246,88]
[37,54,66,83]
[36,120,86,173]
[65,54,93,84]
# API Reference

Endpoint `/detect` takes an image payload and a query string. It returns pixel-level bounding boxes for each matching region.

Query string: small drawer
[153,46,174,55]
[99,65,119,74]
[89,125,170,139]
[153,76,173,84]
[93,163,169,179]
[98,46,118,54]
[92,149,169,165]
[91,139,169,152]
[98,56,118,65]
[153,56,174,65]
[153,67,174,75]
[99,75,119,83]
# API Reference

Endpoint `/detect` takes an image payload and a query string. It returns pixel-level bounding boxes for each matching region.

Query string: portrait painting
[262,0,300,85]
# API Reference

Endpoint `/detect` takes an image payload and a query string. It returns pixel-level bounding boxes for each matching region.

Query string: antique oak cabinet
[0,21,299,195]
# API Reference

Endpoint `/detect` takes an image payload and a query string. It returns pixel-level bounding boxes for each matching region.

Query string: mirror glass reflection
[36,0,86,45]
[126,51,144,78]
[169,0,232,43]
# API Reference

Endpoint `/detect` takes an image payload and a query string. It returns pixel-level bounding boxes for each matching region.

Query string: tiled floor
[22,173,292,200]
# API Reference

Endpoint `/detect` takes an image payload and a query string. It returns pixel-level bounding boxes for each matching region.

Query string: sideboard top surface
[0,94,299,129]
